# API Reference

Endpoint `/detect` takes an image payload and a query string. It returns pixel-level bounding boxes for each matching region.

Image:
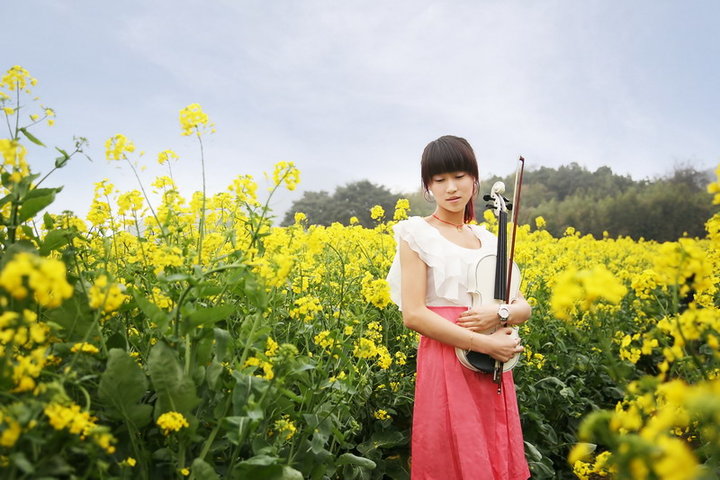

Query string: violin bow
[505,156,525,303]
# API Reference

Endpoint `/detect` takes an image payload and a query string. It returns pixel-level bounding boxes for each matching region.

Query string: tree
[282,180,400,227]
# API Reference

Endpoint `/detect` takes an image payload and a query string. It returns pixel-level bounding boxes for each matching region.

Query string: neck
[432,210,465,226]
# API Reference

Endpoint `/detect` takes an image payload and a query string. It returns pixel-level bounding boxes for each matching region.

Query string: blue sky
[4,0,719,218]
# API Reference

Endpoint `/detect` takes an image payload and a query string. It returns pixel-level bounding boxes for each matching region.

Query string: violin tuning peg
[506,202,513,211]
[482,194,492,202]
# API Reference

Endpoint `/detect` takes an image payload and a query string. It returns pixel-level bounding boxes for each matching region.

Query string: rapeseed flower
[44,402,116,453]
[271,161,300,191]
[156,411,190,435]
[105,134,135,161]
[157,149,179,165]
[179,103,213,136]
[0,65,37,93]
[0,252,73,308]
[70,342,100,354]
[373,409,391,421]
[360,273,391,309]
[88,275,128,313]
[244,356,274,380]
[393,198,410,221]
[0,416,21,447]
[550,266,627,321]
[273,415,297,441]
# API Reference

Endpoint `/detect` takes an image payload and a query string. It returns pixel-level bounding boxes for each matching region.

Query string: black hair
[420,135,479,223]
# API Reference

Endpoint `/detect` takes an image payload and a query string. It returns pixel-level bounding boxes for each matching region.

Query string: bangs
[420,135,478,187]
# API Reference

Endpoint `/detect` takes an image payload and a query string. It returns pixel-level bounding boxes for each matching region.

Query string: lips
[447,196,462,202]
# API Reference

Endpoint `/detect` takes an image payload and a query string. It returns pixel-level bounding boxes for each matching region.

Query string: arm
[398,240,523,363]
[457,295,532,332]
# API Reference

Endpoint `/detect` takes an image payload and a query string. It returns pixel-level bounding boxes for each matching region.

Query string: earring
[423,190,434,203]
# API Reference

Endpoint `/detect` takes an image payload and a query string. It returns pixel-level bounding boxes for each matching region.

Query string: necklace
[432,214,465,231]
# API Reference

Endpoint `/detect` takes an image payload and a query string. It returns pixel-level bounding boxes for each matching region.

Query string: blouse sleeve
[386,217,469,311]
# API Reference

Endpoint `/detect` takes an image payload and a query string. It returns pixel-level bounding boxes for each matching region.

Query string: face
[427,171,476,213]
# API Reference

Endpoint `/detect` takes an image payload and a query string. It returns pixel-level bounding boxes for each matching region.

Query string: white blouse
[386,216,498,311]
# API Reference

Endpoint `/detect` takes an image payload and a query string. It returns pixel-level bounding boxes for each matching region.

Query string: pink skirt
[411,306,530,480]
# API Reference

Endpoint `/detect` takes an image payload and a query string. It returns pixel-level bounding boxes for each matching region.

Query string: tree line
[281,163,716,242]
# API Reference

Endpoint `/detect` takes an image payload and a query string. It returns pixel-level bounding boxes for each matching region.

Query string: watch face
[499,305,510,319]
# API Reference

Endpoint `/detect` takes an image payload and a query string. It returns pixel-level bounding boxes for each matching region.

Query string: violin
[455,157,525,392]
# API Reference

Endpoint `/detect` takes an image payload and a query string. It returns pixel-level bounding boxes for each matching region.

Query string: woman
[386,135,531,480]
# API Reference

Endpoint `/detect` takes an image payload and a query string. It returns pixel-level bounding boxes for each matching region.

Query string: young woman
[386,135,531,480]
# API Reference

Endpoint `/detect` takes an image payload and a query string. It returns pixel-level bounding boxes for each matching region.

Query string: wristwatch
[497,304,511,324]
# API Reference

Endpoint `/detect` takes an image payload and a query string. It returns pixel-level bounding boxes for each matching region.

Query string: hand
[486,328,523,363]
[457,304,502,333]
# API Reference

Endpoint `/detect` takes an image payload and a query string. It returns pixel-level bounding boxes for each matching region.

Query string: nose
[446,179,458,193]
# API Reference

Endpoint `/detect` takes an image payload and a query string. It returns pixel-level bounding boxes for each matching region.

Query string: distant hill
[283,163,716,241]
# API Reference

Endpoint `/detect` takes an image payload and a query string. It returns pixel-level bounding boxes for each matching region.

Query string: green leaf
[337,453,376,470]
[54,147,71,168]
[187,304,235,328]
[39,229,71,255]
[47,291,98,341]
[148,342,200,418]
[233,459,303,480]
[189,458,220,480]
[524,441,543,462]
[18,188,61,223]
[357,430,406,455]
[9,452,35,474]
[132,290,170,332]
[43,211,55,229]
[19,127,46,147]
[99,349,152,427]
[213,328,232,362]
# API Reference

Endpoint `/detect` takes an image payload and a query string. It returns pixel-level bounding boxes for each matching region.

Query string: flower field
[1,65,720,479]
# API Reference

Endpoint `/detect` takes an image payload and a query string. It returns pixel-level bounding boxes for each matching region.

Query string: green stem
[199,396,232,460]
[196,132,207,265]
[124,157,166,238]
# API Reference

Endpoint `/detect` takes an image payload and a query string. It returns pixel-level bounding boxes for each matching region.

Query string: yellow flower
[271,161,300,191]
[353,337,378,359]
[273,415,297,441]
[2,107,14,115]
[568,442,593,465]
[534,216,546,229]
[244,356,274,380]
[88,275,128,313]
[370,205,385,221]
[105,134,135,161]
[294,212,307,224]
[179,103,212,136]
[1,65,38,93]
[70,342,99,354]
[393,198,410,221]
[0,252,73,308]
[180,467,190,476]
[360,273,391,309]
[265,337,279,357]
[156,411,190,435]
[550,266,627,321]
[157,149,179,165]
[0,417,21,447]
[707,164,720,205]
[373,409,391,421]
[654,436,698,480]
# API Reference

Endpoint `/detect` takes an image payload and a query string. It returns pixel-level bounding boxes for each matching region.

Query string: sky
[3,0,719,219]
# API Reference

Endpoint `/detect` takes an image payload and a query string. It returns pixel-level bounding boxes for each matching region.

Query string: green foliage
[488,163,715,241]
[281,180,400,227]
